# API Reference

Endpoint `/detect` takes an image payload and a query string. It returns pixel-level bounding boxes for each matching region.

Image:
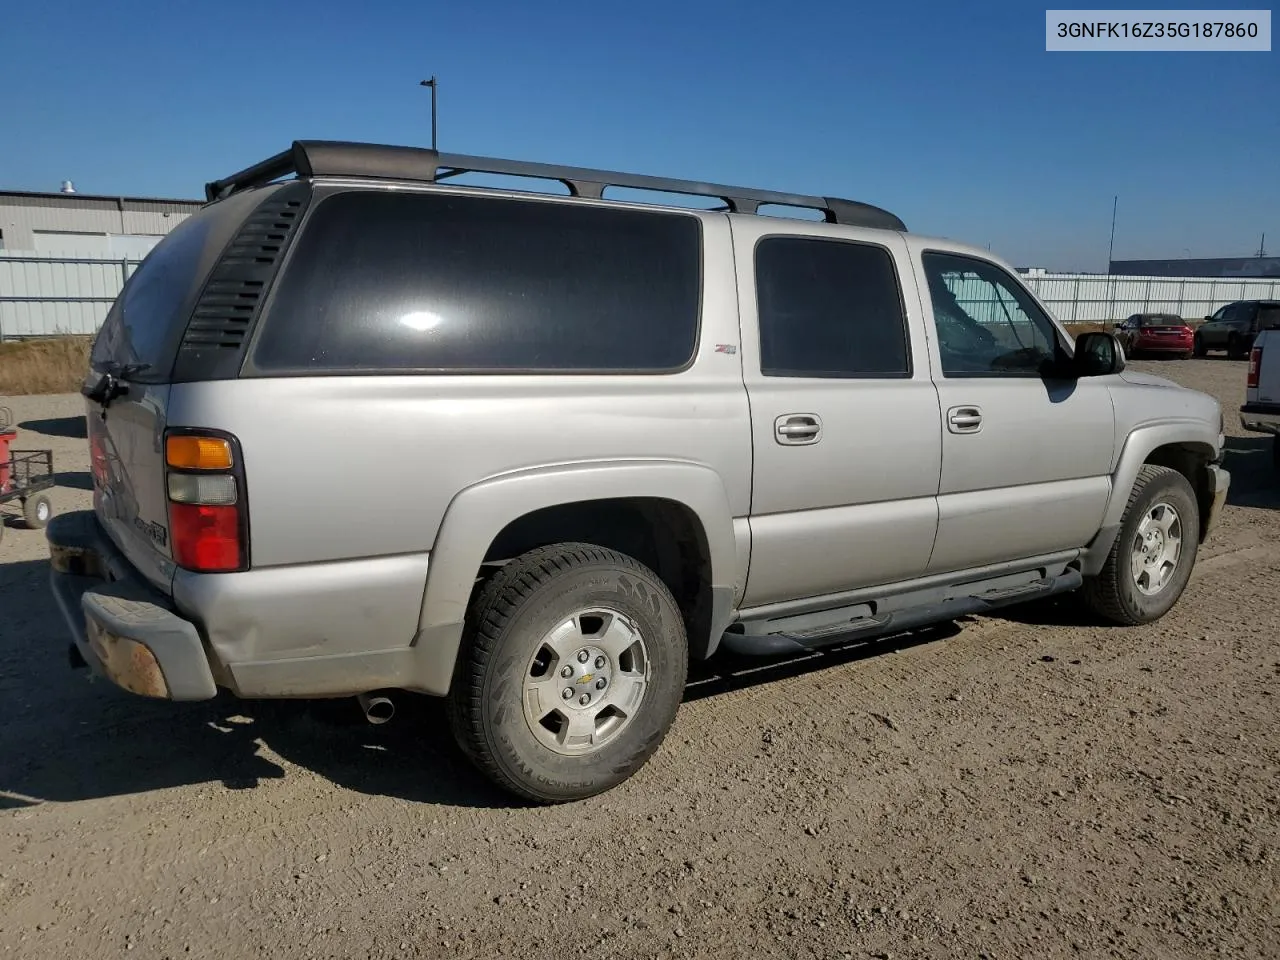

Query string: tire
[1227,334,1244,359]
[1192,333,1206,357]
[22,494,52,529]
[1082,464,1199,626]
[447,542,688,803]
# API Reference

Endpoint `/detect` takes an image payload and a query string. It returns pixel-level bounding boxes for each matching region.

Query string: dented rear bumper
[47,510,218,701]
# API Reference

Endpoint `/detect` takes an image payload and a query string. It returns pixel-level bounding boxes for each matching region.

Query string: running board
[721,568,1083,657]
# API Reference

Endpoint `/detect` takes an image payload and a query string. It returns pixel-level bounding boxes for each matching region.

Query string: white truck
[1241,327,1280,473]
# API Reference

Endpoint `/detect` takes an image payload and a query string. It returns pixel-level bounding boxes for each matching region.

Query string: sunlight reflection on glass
[400,310,444,332]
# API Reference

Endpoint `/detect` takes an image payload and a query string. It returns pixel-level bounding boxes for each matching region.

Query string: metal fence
[3,250,1280,341]
[0,252,138,340]
[1021,272,1280,325]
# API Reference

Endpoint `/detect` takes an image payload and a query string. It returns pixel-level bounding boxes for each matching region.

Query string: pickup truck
[1241,328,1280,472]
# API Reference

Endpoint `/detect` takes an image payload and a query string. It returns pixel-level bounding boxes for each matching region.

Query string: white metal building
[0,187,203,258]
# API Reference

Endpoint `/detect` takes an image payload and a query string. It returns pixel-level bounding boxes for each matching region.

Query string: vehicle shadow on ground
[0,557,516,810]
[684,623,959,701]
[18,416,86,439]
[0,555,949,810]
[0,550,966,810]
[1223,435,1278,509]
[53,470,93,491]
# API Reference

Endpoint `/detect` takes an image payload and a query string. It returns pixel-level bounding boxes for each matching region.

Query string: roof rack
[204,140,906,231]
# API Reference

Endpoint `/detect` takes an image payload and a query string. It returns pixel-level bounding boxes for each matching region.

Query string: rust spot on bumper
[85,619,170,699]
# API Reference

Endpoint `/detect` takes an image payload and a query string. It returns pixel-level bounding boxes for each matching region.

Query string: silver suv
[47,140,1231,802]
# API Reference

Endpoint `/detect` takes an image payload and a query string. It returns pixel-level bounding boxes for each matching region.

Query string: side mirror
[1074,331,1126,377]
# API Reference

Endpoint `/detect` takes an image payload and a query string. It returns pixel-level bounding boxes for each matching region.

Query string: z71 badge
[133,516,168,548]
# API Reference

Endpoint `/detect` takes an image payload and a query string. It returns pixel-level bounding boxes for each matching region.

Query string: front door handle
[775,413,822,445]
[947,405,983,434]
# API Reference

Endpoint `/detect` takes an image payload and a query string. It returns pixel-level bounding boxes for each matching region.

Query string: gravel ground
[1,358,1277,960]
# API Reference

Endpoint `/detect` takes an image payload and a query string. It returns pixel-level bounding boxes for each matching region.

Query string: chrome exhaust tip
[356,692,395,725]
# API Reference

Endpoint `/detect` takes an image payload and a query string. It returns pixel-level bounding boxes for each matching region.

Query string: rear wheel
[1082,465,1199,626]
[447,542,688,803]
[22,494,51,529]
[1227,333,1244,359]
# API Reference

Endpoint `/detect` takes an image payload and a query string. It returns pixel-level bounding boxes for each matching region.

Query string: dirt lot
[1,358,1277,960]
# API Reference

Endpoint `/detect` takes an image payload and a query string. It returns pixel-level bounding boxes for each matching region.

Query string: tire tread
[447,542,682,803]
[1082,464,1192,626]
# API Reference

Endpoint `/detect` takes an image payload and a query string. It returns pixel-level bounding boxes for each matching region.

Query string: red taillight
[169,503,242,572]
[1247,347,1262,389]
[164,429,246,573]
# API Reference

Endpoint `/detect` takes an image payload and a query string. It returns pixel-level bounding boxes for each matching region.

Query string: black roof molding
[204,139,906,231]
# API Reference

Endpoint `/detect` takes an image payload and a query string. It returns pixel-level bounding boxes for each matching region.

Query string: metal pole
[420,76,438,151]
[1107,195,1118,269]
[1106,195,1118,325]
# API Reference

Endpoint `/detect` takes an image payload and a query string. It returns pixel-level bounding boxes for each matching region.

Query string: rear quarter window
[250,189,703,374]
[91,212,215,377]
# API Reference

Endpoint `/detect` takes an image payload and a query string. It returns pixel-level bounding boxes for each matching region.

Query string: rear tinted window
[755,236,909,378]
[90,212,214,376]
[251,190,702,373]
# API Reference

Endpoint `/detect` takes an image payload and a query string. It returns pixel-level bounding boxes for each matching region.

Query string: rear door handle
[947,405,983,434]
[775,414,822,445]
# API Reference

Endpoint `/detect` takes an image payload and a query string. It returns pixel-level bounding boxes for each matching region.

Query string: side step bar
[720,567,1083,657]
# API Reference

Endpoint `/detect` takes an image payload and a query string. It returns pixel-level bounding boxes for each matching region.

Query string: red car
[1114,313,1195,359]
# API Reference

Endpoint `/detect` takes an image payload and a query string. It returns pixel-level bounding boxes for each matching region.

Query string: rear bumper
[1134,341,1193,353]
[1240,403,1280,435]
[46,510,218,701]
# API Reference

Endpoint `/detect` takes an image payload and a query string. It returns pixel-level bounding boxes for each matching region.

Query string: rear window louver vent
[173,183,310,381]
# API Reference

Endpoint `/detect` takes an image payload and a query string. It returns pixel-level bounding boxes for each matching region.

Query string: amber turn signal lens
[166,435,233,471]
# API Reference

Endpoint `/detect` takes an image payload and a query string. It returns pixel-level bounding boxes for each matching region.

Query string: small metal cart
[0,406,55,542]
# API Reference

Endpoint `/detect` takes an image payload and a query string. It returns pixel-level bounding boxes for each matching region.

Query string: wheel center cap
[559,644,611,710]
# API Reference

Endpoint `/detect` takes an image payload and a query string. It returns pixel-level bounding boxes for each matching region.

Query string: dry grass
[0,337,92,396]
[1064,321,1111,336]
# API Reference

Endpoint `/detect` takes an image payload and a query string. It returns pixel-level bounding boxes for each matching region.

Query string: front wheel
[1192,333,1206,357]
[1082,464,1199,626]
[447,542,688,803]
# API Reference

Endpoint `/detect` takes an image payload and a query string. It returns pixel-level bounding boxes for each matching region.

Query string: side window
[754,236,910,378]
[1217,304,1238,323]
[252,190,701,373]
[921,251,1062,377]
[90,211,214,377]
[1258,305,1280,330]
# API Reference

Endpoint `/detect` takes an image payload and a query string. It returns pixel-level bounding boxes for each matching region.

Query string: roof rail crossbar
[204,140,906,231]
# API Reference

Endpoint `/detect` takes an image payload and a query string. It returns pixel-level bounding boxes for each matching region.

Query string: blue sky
[1,0,1275,270]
